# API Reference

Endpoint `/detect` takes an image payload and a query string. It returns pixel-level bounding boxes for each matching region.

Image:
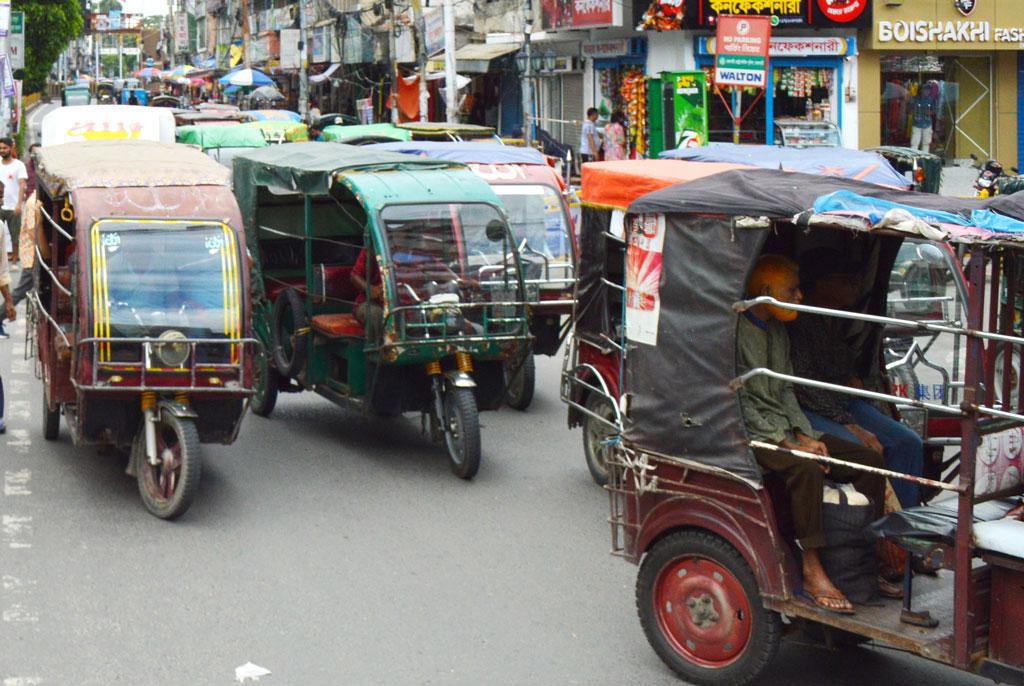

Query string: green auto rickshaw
[176,124,269,167]
[233,143,531,478]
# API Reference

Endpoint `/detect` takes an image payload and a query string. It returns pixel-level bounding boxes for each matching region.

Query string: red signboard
[714,15,771,89]
[541,0,621,30]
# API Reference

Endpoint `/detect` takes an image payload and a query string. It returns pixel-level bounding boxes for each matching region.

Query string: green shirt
[735,314,820,444]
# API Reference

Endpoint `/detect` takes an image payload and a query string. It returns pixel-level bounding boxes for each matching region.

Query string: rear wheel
[583,394,617,486]
[42,384,60,441]
[251,347,279,417]
[272,288,308,378]
[134,413,201,520]
[444,387,481,480]
[504,354,536,411]
[637,531,781,686]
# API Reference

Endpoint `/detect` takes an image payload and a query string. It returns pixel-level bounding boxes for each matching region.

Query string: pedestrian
[602,110,628,161]
[11,143,40,308]
[579,108,601,165]
[0,240,17,432]
[308,98,321,123]
[0,137,27,264]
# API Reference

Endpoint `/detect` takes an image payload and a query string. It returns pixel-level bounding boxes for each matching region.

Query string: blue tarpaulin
[368,141,547,165]
[812,190,1024,234]
[660,143,910,190]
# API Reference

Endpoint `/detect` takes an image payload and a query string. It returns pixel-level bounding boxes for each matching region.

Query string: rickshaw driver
[738,255,889,615]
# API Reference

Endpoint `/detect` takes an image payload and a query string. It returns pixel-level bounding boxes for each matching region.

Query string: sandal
[877,576,904,600]
[801,590,856,615]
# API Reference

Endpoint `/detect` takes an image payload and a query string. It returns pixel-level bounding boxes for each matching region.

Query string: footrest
[310,313,364,339]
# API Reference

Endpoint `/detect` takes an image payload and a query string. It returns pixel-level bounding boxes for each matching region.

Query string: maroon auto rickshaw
[597,168,1024,684]
[31,141,257,519]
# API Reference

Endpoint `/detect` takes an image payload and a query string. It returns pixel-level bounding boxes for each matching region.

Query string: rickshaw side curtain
[574,207,612,340]
[622,215,766,483]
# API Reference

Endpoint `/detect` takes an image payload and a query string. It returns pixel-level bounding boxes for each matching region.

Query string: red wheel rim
[143,426,182,502]
[653,556,752,668]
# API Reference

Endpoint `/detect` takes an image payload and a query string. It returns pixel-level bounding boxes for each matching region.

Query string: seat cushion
[974,518,1024,558]
[310,313,364,338]
[868,495,1018,545]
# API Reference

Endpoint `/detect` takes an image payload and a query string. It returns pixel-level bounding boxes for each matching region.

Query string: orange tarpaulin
[397,75,421,123]
[580,160,752,211]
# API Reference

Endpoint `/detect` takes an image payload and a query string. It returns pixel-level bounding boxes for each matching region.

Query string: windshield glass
[91,221,242,340]
[493,185,573,267]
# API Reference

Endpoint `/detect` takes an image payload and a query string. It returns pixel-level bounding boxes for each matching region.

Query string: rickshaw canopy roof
[176,124,268,149]
[581,160,750,211]
[36,140,231,196]
[395,122,496,139]
[321,123,411,143]
[659,143,910,189]
[239,119,309,141]
[368,141,548,165]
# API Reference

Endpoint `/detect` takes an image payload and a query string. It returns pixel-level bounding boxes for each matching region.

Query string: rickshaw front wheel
[444,387,481,480]
[637,530,781,686]
[134,413,202,520]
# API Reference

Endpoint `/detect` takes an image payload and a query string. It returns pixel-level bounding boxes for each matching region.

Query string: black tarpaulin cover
[628,168,1024,223]
[621,214,766,482]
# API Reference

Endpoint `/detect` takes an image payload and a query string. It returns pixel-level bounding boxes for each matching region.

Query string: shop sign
[540,0,622,30]
[175,14,189,49]
[582,39,630,58]
[876,20,1024,44]
[424,8,444,57]
[688,0,871,29]
[954,0,976,16]
[280,28,300,69]
[700,35,855,57]
[714,15,771,89]
[310,25,331,63]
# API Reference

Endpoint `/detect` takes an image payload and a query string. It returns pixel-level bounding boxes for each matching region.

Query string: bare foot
[802,549,854,614]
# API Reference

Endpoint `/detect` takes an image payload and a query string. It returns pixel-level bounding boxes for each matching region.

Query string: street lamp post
[519,4,533,147]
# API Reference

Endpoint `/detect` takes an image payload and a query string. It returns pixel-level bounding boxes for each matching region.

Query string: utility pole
[520,2,532,145]
[387,0,397,123]
[298,0,308,118]
[117,33,123,79]
[411,0,428,122]
[94,33,100,79]
[167,0,176,68]
[0,2,8,137]
[240,0,250,67]
[442,0,456,123]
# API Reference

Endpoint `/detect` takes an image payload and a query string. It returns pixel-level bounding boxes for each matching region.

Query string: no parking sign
[713,15,771,89]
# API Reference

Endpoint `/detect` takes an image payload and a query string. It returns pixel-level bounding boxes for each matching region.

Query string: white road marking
[1,515,32,548]
[3,470,30,496]
[8,358,28,375]
[5,400,29,421]
[3,678,44,686]
[1,575,35,591]
[4,429,30,454]
[2,604,38,623]
[6,379,28,395]
[235,662,271,682]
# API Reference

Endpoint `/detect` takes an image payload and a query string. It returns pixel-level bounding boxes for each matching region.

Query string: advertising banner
[713,15,771,89]
[541,0,622,30]
[9,10,23,70]
[688,0,870,28]
[672,71,708,147]
[424,8,444,56]
[280,28,299,69]
[626,213,665,346]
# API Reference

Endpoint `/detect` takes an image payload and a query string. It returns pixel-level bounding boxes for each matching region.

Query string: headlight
[155,330,190,368]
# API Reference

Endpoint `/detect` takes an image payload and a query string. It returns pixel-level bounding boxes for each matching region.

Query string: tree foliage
[15,0,84,93]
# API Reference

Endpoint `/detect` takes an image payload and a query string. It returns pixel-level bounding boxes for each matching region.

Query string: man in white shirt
[579,108,601,165]
[0,137,27,264]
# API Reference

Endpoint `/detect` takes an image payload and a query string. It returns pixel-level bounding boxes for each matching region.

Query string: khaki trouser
[354,302,383,343]
[755,434,885,551]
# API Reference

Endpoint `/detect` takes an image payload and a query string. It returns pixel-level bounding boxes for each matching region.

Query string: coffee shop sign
[878,20,1024,43]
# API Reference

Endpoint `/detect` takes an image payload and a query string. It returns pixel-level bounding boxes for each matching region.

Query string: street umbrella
[135,67,162,79]
[168,64,195,78]
[218,68,274,87]
[250,85,284,102]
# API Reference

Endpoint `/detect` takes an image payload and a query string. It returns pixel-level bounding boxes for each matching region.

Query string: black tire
[251,347,280,417]
[134,413,202,520]
[504,353,536,411]
[583,394,617,486]
[637,531,782,686]
[444,387,481,480]
[271,288,308,378]
[42,385,60,441]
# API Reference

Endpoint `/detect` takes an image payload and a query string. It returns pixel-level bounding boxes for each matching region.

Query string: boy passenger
[736,255,890,614]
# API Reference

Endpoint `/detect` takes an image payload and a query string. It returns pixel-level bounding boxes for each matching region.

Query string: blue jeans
[805,399,924,508]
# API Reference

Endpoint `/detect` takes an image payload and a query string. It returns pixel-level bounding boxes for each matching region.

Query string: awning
[449,42,520,74]
[310,63,340,83]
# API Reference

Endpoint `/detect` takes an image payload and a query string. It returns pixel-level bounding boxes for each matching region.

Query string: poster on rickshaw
[625,213,665,345]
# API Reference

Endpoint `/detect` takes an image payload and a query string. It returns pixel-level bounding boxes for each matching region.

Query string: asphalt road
[0,300,990,686]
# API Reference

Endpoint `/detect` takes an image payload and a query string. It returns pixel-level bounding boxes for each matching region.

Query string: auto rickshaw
[396,122,499,142]
[868,145,944,193]
[62,83,92,107]
[321,123,411,145]
[95,80,116,104]
[175,124,268,167]
[370,141,577,410]
[31,141,257,519]
[234,143,530,478]
[238,119,309,143]
[598,167,1024,684]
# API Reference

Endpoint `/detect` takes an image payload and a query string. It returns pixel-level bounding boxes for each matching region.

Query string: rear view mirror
[485,220,506,243]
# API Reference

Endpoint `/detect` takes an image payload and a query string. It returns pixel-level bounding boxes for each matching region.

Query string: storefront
[639,0,869,148]
[860,0,1021,168]
[583,38,648,156]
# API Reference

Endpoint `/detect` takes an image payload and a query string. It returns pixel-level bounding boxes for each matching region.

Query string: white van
[40,105,176,147]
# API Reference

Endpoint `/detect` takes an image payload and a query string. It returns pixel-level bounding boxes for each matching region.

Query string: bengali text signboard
[713,15,771,89]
